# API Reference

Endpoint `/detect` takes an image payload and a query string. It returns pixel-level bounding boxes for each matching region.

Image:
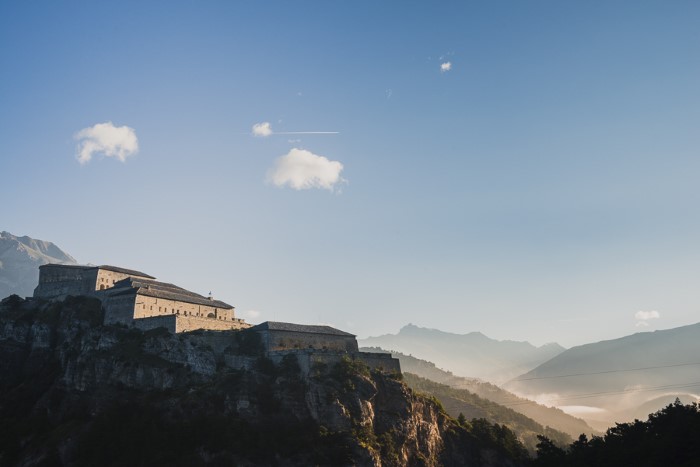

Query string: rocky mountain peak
[0,230,77,298]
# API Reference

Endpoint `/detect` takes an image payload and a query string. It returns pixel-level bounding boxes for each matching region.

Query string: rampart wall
[267,350,401,375]
[95,270,144,291]
[133,314,250,333]
[133,294,235,321]
[259,330,359,353]
[102,293,137,325]
[33,267,98,299]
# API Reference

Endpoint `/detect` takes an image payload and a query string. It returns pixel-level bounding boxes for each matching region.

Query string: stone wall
[258,330,359,353]
[132,294,235,321]
[102,293,137,325]
[267,350,401,375]
[132,315,178,333]
[95,269,146,292]
[34,266,150,299]
[133,314,250,333]
[354,351,402,374]
[33,266,98,299]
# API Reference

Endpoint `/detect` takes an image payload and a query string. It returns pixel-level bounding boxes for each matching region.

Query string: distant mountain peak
[396,323,556,348]
[361,323,564,383]
[0,230,77,298]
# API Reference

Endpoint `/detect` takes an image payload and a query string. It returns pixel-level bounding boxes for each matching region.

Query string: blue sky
[2,1,699,347]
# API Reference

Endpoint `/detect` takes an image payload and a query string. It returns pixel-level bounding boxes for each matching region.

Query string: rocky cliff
[0,295,527,466]
[0,231,76,298]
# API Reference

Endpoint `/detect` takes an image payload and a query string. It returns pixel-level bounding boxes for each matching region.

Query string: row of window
[140,303,232,320]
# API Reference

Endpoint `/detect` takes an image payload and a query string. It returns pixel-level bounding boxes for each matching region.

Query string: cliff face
[0,295,525,467]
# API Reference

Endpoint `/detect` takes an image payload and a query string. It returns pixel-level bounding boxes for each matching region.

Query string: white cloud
[635,310,660,327]
[440,61,452,72]
[635,310,660,321]
[267,148,345,191]
[242,310,261,319]
[74,122,138,164]
[252,122,273,137]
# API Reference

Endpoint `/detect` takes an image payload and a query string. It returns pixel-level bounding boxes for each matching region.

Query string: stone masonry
[34,264,249,332]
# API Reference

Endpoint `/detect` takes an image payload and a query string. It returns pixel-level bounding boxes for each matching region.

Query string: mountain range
[360,324,565,383]
[505,322,700,430]
[0,231,76,298]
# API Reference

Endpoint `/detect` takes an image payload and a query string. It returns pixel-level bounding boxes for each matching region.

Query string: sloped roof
[39,263,155,279]
[109,277,233,309]
[249,321,355,337]
[98,265,155,279]
[39,264,93,270]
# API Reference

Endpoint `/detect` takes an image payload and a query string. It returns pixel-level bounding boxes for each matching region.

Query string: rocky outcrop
[0,295,527,466]
[0,231,76,299]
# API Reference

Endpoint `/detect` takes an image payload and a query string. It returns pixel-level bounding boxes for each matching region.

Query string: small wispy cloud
[74,122,138,164]
[635,310,660,327]
[251,121,338,137]
[252,122,273,137]
[267,148,345,192]
[440,61,452,72]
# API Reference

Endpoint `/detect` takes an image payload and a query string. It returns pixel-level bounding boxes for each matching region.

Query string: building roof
[109,277,233,309]
[97,265,155,279]
[39,263,155,279]
[39,263,93,270]
[248,321,355,337]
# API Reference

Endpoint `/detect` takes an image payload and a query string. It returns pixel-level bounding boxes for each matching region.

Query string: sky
[1,1,699,347]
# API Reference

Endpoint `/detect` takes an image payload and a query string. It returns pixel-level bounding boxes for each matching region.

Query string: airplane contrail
[275,131,339,135]
[250,122,339,137]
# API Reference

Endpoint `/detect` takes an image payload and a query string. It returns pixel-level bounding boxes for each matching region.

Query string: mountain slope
[360,324,564,383]
[0,231,76,298]
[505,322,700,428]
[363,347,594,439]
[403,373,572,453]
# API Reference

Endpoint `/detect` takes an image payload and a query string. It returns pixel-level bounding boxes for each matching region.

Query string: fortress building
[32,263,400,374]
[249,321,359,353]
[34,264,250,333]
[247,321,400,374]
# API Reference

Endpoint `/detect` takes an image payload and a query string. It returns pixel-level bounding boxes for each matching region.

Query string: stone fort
[32,263,400,374]
[34,264,250,333]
